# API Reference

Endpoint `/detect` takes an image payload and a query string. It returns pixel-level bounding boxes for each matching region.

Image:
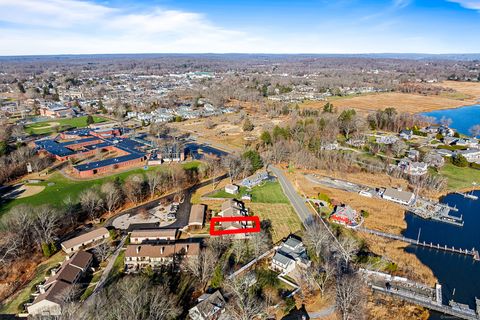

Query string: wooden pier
[455,191,479,200]
[358,227,479,261]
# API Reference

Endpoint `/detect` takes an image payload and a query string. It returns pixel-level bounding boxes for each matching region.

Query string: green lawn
[0,252,65,314]
[25,116,108,135]
[439,163,480,190]
[0,161,201,216]
[209,181,289,204]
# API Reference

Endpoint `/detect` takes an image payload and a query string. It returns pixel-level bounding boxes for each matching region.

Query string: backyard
[439,163,480,191]
[209,181,289,204]
[0,252,65,314]
[249,203,302,243]
[25,116,108,135]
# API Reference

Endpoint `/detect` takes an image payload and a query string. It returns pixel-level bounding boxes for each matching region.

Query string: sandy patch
[2,184,45,199]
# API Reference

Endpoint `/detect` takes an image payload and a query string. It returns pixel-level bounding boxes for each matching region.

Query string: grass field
[209,181,289,204]
[438,163,480,190]
[25,116,107,135]
[0,252,65,314]
[0,161,202,216]
[249,203,302,243]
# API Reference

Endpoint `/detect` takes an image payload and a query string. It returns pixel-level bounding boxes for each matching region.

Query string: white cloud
[447,0,480,10]
[393,0,412,9]
[0,0,115,28]
[0,0,270,55]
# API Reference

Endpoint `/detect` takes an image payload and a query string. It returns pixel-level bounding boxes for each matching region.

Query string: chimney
[185,245,189,253]
[136,246,141,254]
[161,247,164,254]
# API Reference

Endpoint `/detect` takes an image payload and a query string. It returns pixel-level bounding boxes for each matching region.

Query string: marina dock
[455,191,479,200]
[358,227,479,261]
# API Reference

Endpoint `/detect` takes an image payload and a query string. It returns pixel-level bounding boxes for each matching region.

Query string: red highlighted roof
[209,216,261,236]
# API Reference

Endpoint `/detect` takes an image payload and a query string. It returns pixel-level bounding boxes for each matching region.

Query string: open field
[209,181,289,204]
[438,163,480,191]
[0,161,201,215]
[302,90,477,114]
[434,80,480,99]
[25,116,108,135]
[249,203,302,243]
[0,252,65,314]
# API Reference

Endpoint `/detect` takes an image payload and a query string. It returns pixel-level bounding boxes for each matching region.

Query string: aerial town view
[1,1,480,320]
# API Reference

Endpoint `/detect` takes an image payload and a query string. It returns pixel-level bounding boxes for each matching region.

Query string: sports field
[25,116,107,135]
[0,161,201,215]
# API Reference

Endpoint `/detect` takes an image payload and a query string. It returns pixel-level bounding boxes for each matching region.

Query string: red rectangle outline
[209,216,261,236]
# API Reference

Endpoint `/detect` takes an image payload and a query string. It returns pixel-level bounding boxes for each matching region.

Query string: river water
[422,104,480,135]
[402,191,480,318]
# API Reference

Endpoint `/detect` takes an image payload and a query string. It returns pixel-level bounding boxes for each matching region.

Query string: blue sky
[0,0,479,55]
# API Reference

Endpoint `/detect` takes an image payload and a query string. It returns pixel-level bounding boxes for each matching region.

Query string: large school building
[35,128,151,177]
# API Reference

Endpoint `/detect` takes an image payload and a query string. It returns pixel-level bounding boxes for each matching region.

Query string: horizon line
[1,52,480,58]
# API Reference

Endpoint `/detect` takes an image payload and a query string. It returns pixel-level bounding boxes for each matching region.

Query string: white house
[398,159,428,176]
[455,148,480,163]
[224,184,239,195]
[271,236,310,274]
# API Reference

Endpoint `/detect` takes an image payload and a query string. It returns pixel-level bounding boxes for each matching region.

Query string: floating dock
[358,227,479,261]
[455,191,478,200]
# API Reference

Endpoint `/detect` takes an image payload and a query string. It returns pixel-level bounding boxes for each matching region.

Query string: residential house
[407,149,420,161]
[398,159,428,176]
[130,229,177,244]
[241,171,269,188]
[320,142,339,150]
[271,236,310,274]
[217,199,252,238]
[399,129,413,140]
[188,290,227,320]
[224,184,239,195]
[124,242,200,272]
[330,205,358,226]
[61,227,110,253]
[27,251,93,316]
[438,126,455,137]
[376,135,399,145]
[381,187,415,206]
[455,148,480,163]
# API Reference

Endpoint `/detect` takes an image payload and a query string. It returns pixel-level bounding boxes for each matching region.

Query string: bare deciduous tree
[101,181,122,215]
[184,247,216,290]
[335,272,367,320]
[123,174,145,204]
[225,276,267,320]
[32,205,61,247]
[79,187,104,220]
[249,230,272,257]
[94,242,111,263]
[146,171,162,199]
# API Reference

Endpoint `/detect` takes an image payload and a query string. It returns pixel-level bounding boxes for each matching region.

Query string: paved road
[308,305,336,319]
[86,235,127,303]
[270,166,313,226]
[104,173,228,231]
